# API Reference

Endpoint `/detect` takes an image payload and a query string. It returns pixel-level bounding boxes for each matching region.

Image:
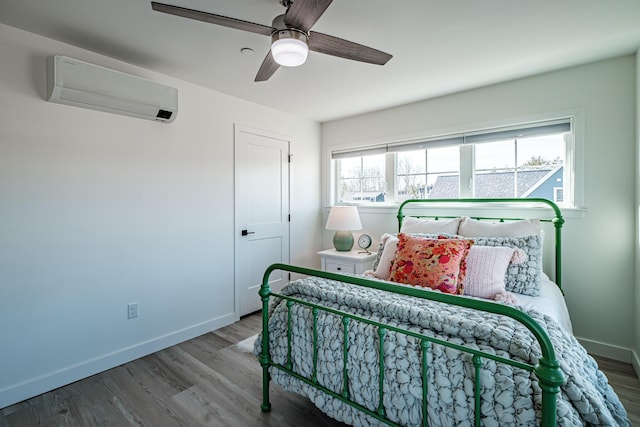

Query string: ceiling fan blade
[254,51,280,82]
[284,0,333,33]
[309,31,392,65]
[151,2,274,37]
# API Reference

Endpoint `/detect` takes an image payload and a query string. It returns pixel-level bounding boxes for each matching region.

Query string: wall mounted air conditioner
[46,55,178,123]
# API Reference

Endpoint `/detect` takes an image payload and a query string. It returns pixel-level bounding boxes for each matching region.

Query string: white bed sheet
[514,273,573,334]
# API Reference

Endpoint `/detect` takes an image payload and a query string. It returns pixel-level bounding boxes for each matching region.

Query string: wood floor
[1,312,639,426]
[591,354,640,426]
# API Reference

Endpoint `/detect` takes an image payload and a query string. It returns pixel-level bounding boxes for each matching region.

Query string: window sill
[329,203,586,220]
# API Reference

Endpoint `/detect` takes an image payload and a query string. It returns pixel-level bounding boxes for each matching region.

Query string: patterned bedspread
[255,277,630,426]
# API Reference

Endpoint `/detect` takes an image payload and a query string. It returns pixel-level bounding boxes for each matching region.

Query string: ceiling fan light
[271,29,309,67]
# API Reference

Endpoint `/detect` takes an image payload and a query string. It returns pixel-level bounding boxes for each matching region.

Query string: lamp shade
[326,206,361,251]
[271,29,309,67]
[325,206,362,231]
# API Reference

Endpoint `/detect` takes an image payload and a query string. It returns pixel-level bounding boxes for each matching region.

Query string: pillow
[400,216,461,235]
[458,216,541,237]
[388,234,472,294]
[371,239,386,272]
[464,246,526,300]
[471,234,542,296]
[371,232,458,278]
[372,234,399,280]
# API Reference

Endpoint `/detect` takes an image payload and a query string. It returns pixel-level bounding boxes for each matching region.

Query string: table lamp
[325,206,362,251]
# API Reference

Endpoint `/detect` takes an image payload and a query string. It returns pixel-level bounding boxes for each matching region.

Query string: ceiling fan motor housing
[271,28,309,67]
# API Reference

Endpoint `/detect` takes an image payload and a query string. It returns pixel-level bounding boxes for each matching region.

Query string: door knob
[241,229,255,236]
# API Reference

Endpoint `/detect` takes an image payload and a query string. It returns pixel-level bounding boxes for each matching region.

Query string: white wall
[635,49,640,376]
[0,23,321,408]
[322,56,638,363]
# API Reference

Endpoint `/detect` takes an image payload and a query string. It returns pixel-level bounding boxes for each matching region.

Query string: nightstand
[318,249,377,275]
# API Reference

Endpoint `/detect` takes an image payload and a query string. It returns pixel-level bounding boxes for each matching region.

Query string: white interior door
[234,125,290,317]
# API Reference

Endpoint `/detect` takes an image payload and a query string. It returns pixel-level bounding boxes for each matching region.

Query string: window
[332,119,573,206]
[472,133,565,199]
[336,153,386,203]
[397,145,459,201]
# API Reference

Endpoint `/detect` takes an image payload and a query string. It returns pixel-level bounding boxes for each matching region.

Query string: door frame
[233,124,291,320]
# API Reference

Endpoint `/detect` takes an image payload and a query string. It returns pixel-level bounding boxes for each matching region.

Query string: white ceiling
[1,0,640,122]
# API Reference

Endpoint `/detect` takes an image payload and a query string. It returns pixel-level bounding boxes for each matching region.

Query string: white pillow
[457,216,540,237]
[400,216,461,234]
[372,233,399,280]
[463,246,526,300]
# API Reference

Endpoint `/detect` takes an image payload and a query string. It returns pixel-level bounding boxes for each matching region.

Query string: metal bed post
[259,270,272,412]
[552,215,565,290]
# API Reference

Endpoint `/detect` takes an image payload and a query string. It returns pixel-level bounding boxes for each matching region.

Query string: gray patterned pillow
[471,234,542,296]
[371,239,386,272]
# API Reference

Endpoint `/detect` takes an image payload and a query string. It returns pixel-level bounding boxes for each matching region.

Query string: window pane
[338,154,386,202]
[517,134,564,167]
[427,146,459,173]
[473,133,565,200]
[362,154,385,173]
[397,174,426,201]
[426,146,459,199]
[397,151,426,201]
[397,151,426,174]
[475,140,515,171]
[518,133,565,202]
[398,174,426,201]
[339,157,362,179]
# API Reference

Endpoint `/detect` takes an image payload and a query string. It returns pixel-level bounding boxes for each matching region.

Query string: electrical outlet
[127,303,138,319]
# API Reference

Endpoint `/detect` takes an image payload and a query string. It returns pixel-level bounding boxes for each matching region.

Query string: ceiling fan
[150,0,392,82]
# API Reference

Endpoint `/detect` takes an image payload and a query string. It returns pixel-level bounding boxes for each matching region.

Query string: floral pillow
[388,233,472,294]
[372,233,457,272]
[371,232,458,277]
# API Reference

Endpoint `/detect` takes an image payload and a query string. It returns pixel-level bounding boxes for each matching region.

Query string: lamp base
[333,230,354,251]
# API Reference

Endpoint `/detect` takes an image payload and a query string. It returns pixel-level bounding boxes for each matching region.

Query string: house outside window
[333,119,573,207]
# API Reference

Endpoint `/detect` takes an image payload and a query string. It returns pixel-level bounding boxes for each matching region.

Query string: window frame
[329,113,584,211]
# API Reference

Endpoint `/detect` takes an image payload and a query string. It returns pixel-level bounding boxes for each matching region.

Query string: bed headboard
[396,198,565,289]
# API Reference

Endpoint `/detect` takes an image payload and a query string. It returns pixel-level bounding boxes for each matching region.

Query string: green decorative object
[325,206,362,252]
[333,230,354,251]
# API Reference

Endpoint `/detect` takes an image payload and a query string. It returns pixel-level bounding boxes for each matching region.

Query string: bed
[255,198,630,426]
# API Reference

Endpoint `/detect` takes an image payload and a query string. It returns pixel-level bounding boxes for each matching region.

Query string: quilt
[255,277,630,426]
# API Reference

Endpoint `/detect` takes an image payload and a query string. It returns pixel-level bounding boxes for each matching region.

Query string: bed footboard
[259,263,566,427]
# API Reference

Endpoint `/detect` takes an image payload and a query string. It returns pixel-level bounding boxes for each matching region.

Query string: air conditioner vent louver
[46,55,178,123]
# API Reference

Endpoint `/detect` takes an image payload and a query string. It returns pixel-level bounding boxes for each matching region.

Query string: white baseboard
[632,349,640,379]
[572,337,640,380]
[0,313,236,409]
[576,336,633,363]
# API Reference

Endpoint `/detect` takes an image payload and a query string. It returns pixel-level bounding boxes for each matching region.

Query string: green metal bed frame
[260,198,566,426]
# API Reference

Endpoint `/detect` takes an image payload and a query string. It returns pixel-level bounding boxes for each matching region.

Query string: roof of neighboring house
[428,167,561,198]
